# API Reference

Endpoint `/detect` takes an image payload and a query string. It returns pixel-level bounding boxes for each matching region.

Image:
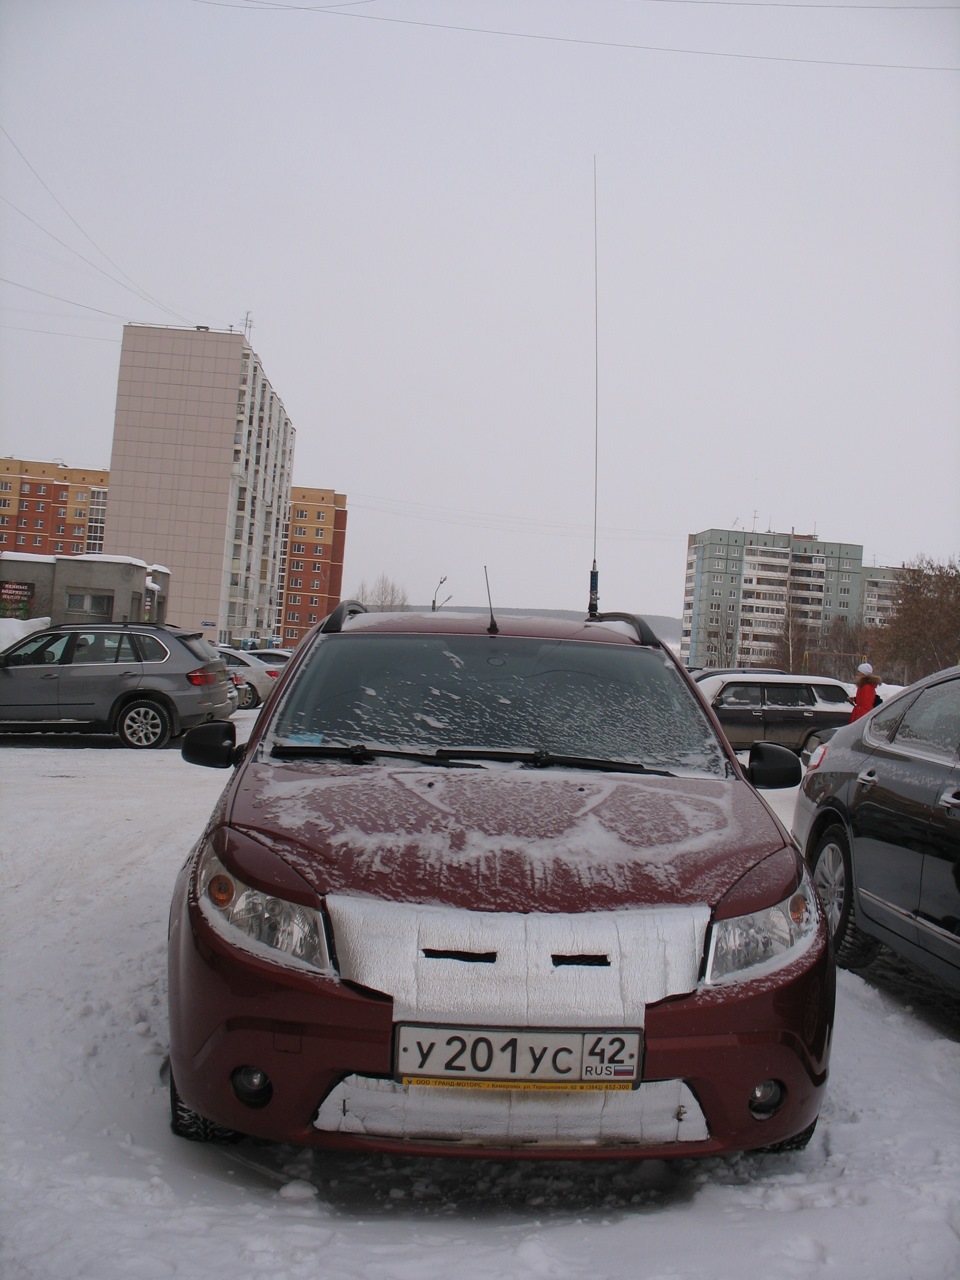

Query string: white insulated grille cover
[313,1074,709,1146]
[325,896,710,1026]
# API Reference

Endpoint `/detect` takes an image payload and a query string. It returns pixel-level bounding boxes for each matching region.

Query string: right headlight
[705,866,820,986]
[196,842,334,974]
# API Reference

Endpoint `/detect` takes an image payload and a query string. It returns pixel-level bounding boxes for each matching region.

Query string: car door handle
[856,768,878,789]
[41,672,58,680]
[938,789,960,811]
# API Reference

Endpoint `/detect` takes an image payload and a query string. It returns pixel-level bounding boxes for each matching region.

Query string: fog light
[748,1079,785,1119]
[231,1065,273,1109]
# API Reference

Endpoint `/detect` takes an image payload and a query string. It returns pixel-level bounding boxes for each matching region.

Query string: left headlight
[196,842,334,974]
[705,867,820,986]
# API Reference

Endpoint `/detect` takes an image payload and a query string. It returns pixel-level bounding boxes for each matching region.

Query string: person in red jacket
[850,662,881,722]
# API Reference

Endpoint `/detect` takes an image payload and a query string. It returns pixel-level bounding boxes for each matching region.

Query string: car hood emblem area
[325,895,710,1025]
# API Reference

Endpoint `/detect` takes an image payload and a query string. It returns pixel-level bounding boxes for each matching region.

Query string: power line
[0,277,143,321]
[0,193,185,318]
[219,0,960,71]
[0,125,193,324]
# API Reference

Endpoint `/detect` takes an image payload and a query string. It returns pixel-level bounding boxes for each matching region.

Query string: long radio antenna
[588,156,600,619]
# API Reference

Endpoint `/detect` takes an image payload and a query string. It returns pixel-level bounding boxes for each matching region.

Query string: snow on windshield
[271,634,726,776]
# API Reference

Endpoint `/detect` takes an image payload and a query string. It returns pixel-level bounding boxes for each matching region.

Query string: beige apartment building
[0,458,109,556]
[104,324,296,642]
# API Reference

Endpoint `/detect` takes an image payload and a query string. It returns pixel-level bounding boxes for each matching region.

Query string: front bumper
[168,875,834,1160]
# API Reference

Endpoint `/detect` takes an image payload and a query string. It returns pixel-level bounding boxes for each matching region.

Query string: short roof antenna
[484,565,499,634]
[588,156,600,620]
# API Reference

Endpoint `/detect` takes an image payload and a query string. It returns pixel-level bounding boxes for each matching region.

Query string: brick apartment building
[0,459,109,556]
[278,486,347,645]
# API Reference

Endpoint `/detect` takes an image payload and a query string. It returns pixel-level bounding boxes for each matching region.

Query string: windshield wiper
[270,742,481,767]
[434,747,675,776]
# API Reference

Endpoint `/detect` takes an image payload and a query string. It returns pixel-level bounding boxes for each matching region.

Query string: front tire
[810,824,881,969]
[169,1073,241,1143]
[117,699,172,749]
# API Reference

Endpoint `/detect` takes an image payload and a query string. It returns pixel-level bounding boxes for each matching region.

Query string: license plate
[395,1025,642,1089]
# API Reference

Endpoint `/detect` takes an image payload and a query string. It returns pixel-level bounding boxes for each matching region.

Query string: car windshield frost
[269,633,726,776]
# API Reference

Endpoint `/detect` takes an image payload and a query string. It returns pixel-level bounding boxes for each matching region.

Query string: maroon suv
[168,603,833,1160]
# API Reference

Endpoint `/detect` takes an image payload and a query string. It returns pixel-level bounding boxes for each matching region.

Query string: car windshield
[269,633,727,776]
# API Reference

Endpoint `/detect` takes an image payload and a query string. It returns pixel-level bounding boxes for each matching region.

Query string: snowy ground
[1,715,959,1280]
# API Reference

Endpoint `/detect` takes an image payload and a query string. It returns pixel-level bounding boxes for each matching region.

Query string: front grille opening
[421,948,498,963]
[551,954,611,967]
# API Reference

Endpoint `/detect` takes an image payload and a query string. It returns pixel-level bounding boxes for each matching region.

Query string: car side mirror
[746,740,802,789]
[181,720,243,769]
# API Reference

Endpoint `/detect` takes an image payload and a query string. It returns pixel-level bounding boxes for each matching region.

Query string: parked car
[251,647,293,666]
[0,622,234,748]
[217,647,283,709]
[168,603,833,1160]
[695,672,854,754]
[793,666,960,992]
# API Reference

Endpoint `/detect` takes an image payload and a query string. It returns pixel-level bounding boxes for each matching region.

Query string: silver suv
[0,623,234,748]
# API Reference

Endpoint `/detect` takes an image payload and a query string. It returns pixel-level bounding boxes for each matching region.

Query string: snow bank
[1,727,958,1280]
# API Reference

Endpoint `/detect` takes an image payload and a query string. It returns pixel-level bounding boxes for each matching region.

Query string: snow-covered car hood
[221,758,793,913]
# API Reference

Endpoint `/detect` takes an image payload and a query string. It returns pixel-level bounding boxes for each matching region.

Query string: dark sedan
[792,666,960,991]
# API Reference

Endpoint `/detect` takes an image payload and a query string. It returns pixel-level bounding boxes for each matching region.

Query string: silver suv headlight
[196,843,334,974]
[705,867,820,985]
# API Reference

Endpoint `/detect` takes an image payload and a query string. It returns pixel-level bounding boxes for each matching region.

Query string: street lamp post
[432,577,447,613]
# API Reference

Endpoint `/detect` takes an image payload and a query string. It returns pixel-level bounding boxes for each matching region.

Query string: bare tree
[771,602,816,673]
[874,556,960,684]
[353,573,409,612]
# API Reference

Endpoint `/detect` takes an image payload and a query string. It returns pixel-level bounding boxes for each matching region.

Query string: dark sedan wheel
[810,825,881,969]
[117,699,172,749]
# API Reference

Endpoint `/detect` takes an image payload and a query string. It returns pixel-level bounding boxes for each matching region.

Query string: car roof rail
[319,599,368,634]
[591,611,662,647]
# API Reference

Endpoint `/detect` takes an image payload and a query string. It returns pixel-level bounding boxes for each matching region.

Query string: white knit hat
[857,662,873,676]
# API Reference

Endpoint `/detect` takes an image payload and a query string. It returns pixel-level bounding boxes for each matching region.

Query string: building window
[72,542,82,552]
[293,526,306,536]
[291,543,305,554]
[34,520,44,529]
[33,536,43,546]
[37,502,45,511]
[59,491,68,501]
[289,594,301,605]
[16,535,26,545]
[21,483,30,494]
[289,577,302,588]
[37,485,46,495]
[54,542,63,551]
[295,508,308,519]
[289,560,303,571]
[0,481,10,491]
[57,507,66,517]
[0,516,7,526]
[0,498,9,508]
[73,509,86,519]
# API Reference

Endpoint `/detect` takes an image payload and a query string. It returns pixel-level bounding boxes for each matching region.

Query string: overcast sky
[1,0,957,616]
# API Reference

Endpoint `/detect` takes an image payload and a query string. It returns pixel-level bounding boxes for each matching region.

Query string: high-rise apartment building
[0,459,109,556]
[680,527,900,669]
[278,486,348,645]
[104,324,296,643]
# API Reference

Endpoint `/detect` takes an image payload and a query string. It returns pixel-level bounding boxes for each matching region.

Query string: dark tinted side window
[813,683,850,705]
[892,679,960,760]
[4,633,70,665]
[763,684,814,708]
[715,683,761,708]
[137,635,170,663]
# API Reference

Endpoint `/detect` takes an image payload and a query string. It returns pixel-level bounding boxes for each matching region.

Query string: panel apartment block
[680,527,897,670]
[104,325,295,642]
